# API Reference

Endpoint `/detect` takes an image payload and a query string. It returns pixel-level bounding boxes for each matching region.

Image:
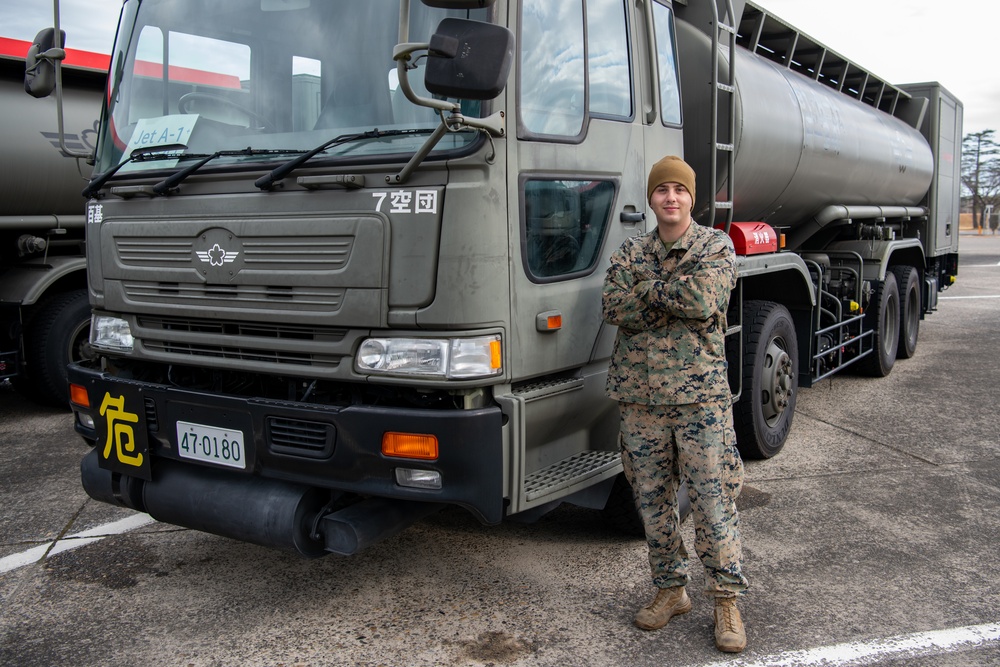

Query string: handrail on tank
[738,1,917,126]
[706,0,737,234]
[810,313,872,382]
[803,252,873,383]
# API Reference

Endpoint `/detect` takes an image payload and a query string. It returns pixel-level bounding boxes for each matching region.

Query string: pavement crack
[41,501,89,560]
[795,410,940,466]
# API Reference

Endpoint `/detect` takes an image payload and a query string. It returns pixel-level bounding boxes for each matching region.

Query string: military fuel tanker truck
[27,0,960,555]
[1,5,111,405]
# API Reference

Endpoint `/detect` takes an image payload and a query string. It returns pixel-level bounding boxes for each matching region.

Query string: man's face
[649,182,693,228]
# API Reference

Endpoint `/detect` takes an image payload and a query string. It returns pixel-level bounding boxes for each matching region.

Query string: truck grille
[135,315,350,371]
[267,417,336,459]
[115,237,353,270]
[103,215,387,328]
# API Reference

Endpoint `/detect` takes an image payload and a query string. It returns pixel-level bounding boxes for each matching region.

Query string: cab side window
[519,0,586,137]
[519,0,632,138]
[588,0,632,119]
[652,1,682,125]
[523,179,617,281]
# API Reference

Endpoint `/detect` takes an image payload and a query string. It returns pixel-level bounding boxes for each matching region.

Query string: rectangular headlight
[356,335,501,379]
[90,315,134,352]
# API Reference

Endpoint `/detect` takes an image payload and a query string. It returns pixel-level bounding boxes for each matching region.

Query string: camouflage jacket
[603,222,737,405]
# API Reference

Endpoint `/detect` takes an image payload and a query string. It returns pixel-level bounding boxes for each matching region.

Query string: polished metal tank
[675,21,934,228]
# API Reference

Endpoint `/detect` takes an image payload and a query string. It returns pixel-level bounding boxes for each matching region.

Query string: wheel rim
[904,284,919,338]
[882,293,899,355]
[68,318,90,365]
[760,337,793,426]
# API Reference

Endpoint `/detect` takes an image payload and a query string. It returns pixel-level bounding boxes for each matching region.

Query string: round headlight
[357,339,387,370]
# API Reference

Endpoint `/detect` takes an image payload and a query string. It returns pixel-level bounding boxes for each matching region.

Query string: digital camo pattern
[620,401,747,597]
[603,222,737,405]
[604,221,744,597]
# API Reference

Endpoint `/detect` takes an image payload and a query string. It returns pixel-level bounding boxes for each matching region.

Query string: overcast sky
[1,1,120,54]
[757,0,994,136]
[6,0,990,136]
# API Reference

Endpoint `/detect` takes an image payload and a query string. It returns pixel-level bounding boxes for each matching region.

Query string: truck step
[524,450,620,502]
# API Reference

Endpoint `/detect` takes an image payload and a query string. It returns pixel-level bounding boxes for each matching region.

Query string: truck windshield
[94,0,488,176]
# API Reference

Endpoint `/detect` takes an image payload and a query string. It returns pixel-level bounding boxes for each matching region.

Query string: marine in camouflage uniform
[603,155,747,651]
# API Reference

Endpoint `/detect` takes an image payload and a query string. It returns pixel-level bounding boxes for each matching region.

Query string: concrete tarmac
[1,233,998,667]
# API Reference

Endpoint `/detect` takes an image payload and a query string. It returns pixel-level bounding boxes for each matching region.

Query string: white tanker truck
[1,4,112,405]
[27,0,960,554]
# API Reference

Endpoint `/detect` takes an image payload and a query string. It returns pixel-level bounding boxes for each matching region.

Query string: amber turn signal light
[69,383,90,408]
[382,432,439,460]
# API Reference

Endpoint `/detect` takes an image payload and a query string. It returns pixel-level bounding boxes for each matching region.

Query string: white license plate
[176,420,246,469]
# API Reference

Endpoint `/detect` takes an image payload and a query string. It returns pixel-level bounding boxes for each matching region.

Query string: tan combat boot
[713,597,746,653]
[634,586,692,630]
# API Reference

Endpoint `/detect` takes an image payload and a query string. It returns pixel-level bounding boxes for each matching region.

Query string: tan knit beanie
[647,155,696,205]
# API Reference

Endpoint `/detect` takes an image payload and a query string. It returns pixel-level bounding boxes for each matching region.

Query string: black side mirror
[24,28,66,99]
[424,19,513,100]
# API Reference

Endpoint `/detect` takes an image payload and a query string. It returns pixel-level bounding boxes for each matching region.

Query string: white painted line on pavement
[0,544,52,574]
[0,513,155,574]
[698,622,1000,667]
[939,294,1000,299]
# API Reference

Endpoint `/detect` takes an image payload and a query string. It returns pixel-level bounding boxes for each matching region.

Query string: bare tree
[961,130,1000,232]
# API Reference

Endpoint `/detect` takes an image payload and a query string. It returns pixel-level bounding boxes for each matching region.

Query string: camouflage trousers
[619,400,748,598]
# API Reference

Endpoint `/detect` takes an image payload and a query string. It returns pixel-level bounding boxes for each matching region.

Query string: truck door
[510,0,648,381]
[502,0,662,514]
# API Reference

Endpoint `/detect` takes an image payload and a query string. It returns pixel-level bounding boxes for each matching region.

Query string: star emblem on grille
[196,243,240,267]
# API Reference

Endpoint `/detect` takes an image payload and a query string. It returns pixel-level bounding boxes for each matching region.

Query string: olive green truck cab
[27,0,960,555]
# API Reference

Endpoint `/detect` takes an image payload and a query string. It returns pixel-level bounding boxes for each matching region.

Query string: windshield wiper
[254,128,437,191]
[82,144,193,198]
[152,147,306,195]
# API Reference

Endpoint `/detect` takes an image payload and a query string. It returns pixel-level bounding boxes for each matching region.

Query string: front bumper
[69,364,505,524]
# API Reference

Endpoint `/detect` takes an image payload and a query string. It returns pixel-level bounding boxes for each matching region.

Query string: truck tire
[891,265,920,359]
[602,472,691,536]
[858,272,899,377]
[16,289,91,407]
[733,300,798,460]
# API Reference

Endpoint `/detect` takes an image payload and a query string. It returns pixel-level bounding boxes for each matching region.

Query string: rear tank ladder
[711,1,743,407]
[709,0,737,233]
